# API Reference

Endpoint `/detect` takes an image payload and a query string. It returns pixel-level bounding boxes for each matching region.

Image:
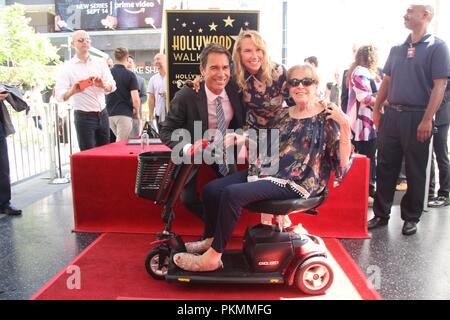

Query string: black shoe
[0,205,22,216]
[402,221,417,236]
[368,217,389,229]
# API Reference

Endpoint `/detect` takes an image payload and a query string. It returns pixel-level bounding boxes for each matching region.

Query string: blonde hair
[232,30,275,91]
[346,45,379,85]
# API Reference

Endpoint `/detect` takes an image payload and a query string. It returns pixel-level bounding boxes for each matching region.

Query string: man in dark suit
[0,89,23,216]
[160,43,245,222]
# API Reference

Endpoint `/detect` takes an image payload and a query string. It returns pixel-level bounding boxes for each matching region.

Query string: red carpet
[31,233,381,300]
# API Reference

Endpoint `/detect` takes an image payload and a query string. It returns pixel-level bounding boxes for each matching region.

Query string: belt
[75,109,106,117]
[389,104,426,112]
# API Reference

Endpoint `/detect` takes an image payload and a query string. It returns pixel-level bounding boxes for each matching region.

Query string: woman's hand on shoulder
[190,76,202,93]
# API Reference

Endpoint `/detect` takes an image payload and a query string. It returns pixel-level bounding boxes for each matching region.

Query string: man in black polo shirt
[106,47,140,141]
[369,4,450,235]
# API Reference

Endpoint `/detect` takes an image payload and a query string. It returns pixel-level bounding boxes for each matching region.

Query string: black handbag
[141,121,160,139]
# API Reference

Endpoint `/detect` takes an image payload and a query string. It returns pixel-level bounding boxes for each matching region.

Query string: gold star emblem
[223,16,235,27]
[198,28,203,33]
[209,22,218,31]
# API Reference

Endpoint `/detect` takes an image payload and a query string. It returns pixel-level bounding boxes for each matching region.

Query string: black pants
[0,135,11,208]
[429,124,450,198]
[373,108,432,223]
[202,170,298,253]
[353,139,377,197]
[74,110,110,151]
[180,167,206,222]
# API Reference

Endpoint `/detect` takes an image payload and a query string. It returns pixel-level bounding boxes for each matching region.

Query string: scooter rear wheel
[145,248,170,280]
[295,256,334,295]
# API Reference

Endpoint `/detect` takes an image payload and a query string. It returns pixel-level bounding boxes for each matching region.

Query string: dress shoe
[0,205,22,216]
[402,221,417,236]
[368,216,389,230]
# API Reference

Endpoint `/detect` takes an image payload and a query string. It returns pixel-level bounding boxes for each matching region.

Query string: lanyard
[407,43,415,59]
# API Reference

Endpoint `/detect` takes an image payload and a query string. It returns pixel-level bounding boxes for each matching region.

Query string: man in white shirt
[55,30,116,151]
[147,53,167,131]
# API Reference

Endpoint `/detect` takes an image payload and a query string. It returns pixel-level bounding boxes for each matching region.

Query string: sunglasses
[76,38,91,43]
[287,78,316,87]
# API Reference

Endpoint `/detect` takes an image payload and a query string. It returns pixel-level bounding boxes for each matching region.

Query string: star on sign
[209,22,218,31]
[223,16,235,27]
[198,28,203,33]
[244,21,249,27]
[231,28,244,42]
[182,22,187,27]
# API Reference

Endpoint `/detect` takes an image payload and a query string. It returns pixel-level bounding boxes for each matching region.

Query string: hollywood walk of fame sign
[165,10,259,103]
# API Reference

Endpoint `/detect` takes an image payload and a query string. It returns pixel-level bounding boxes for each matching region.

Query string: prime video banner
[54,0,164,31]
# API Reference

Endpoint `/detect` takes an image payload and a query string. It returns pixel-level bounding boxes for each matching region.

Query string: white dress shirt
[55,55,116,112]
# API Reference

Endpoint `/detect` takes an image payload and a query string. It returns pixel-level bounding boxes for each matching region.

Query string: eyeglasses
[287,78,316,87]
[76,38,91,43]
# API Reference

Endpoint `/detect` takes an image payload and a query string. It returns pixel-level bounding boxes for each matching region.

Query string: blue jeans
[74,109,110,151]
[202,170,299,253]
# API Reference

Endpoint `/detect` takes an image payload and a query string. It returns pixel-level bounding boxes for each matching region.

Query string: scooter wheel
[295,256,334,295]
[145,248,170,280]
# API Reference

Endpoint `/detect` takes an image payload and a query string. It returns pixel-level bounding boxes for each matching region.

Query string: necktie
[215,96,228,176]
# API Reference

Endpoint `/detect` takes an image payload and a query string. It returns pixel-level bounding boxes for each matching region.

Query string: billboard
[54,0,164,31]
[166,10,259,102]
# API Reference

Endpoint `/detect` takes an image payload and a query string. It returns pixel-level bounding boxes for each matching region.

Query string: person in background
[369,4,449,235]
[147,53,167,132]
[325,70,341,106]
[127,55,148,137]
[428,79,450,208]
[173,64,353,272]
[0,86,30,216]
[346,45,382,206]
[106,47,140,142]
[55,30,116,151]
[105,57,114,69]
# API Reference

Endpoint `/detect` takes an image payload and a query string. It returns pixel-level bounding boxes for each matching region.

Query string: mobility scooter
[135,146,334,295]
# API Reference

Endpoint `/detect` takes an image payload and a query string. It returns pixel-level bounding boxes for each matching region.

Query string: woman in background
[346,45,382,204]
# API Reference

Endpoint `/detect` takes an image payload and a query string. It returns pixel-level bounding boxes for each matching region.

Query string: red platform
[70,140,369,238]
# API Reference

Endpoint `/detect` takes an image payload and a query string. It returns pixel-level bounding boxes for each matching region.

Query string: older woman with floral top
[173,64,353,272]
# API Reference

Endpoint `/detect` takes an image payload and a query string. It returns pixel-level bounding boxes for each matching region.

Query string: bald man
[55,30,117,151]
[369,4,450,235]
[147,53,167,131]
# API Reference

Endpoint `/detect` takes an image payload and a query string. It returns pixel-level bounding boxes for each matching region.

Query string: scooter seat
[245,190,328,216]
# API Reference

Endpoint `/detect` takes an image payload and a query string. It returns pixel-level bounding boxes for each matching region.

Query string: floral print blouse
[243,64,288,129]
[259,110,353,199]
